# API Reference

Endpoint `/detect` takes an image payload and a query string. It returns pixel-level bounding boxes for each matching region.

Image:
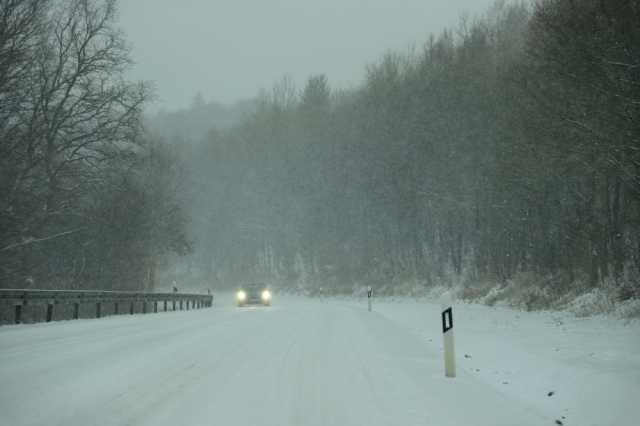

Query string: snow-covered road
[0,295,637,426]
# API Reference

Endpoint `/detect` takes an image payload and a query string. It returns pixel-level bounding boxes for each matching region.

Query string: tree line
[185,0,639,298]
[0,0,189,290]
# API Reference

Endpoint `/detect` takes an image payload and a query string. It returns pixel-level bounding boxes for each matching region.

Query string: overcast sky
[119,0,495,111]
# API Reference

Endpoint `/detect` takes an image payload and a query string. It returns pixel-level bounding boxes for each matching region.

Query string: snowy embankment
[340,296,640,426]
[0,294,637,426]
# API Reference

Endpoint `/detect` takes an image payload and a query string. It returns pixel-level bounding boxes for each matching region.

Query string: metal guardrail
[0,289,213,325]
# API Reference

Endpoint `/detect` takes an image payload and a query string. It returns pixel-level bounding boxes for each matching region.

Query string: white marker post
[441,292,456,378]
[367,286,373,312]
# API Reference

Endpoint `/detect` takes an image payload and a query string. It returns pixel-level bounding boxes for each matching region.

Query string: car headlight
[261,290,271,301]
[237,290,246,301]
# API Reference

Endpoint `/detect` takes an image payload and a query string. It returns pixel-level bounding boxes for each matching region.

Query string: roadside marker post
[367,286,373,312]
[441,295,456,378]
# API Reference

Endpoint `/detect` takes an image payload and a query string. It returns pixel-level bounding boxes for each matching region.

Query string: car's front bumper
[238,298,270,306]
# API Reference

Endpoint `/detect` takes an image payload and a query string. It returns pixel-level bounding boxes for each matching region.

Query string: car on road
[236,284,272,307]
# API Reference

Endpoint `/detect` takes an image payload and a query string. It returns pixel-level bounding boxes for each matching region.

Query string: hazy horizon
[119,0,496,111]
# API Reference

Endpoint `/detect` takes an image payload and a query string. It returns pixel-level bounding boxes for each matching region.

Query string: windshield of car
[0,1,638,426]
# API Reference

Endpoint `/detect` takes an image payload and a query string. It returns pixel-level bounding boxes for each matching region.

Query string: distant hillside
[146,97,256,144]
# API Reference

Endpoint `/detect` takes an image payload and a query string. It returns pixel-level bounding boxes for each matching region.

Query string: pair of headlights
[236,290,271,301]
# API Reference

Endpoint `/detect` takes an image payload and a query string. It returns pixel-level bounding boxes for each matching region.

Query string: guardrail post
[15,304,22,324]
[46,303,54,322]
[173,300,176,311]
[114,302,119,315]
[186,299,190,311]
[179,300,183,310]
[73,302,79,319]
[164,300,167,311]
[96,302,101,319]
[154,301,158,313]
[130,301,134,315]
[142,301,147,314]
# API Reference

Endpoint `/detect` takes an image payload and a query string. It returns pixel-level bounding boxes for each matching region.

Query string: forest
[181,0,640,307]
[0,0,189,290]
[1,0,639,311]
